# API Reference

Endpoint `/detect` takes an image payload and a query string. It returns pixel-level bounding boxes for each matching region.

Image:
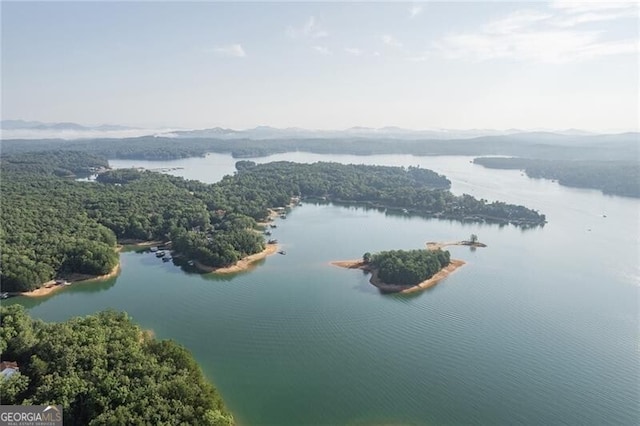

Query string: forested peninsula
[473,157,640,198]
[0,305,234,425]
[2,132,635,198]
[0,151,544,292]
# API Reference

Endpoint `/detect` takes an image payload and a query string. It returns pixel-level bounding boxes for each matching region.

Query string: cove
[8,154,638,425]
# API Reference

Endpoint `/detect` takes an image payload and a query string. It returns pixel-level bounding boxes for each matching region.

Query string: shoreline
[19,263,122,298]
[426,240,487,251]
[331,239,478,294]
[18,238,165,298]
[330,258,465,294]
[255,209,281,227]
[193,244,279,274]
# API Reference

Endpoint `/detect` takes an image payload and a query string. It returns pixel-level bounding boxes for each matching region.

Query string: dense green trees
[1,152,544,292]
[0,151,108,176]
[0,177,119,291]
[369,249,451,286]
[0,305,233,425]
[0,153,265,292]
[474,157,640,198]
[224,161,545,225]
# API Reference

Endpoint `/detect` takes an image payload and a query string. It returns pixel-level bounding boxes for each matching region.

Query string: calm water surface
[9,154,639,425]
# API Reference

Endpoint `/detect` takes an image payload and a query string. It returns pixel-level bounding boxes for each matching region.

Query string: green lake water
[7,154,639,425]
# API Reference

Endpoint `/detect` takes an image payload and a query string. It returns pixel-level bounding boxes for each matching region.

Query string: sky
[1,1,639,132]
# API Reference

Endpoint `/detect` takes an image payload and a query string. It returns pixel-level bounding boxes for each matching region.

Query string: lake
[9,153,639,425]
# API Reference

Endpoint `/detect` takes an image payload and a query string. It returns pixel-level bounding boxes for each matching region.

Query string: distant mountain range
[1,120,136,132]
[0,120,168,140]
[164,125,598,140]
[0,119,623,141]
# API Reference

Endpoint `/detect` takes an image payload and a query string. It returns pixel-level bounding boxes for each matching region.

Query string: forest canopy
[473,157,640,198]
[1,152,544,292]
[0,305,234,426]
[366,249,452,286]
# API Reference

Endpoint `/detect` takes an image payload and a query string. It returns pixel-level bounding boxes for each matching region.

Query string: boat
[402,208,408,214]
[155,251,165,258]
[150,247,158,252]
[268,239,278,244]
[162,257,171,262]
[280,214,287,219]
[188,260,195,266]
[0,292,9,299]
[270,224,277,228]
[264,230,272,236]
[278,250,286,255]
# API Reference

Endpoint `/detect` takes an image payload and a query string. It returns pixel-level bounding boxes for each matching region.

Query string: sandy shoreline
[19,263,122,298]
[193,244,280,274]
[15,236,279,298]
[17,239,166,298]
[331,259,465,294]
[255,209,282,227]
[426,240,487,251]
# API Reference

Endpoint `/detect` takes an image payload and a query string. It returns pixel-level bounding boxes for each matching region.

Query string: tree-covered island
[333,248,464,294]
[1,151,543,293]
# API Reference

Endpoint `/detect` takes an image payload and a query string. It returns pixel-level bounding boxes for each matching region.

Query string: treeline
[473,157,640,198]
[0,153,265,291]
[0,153,120,290]
[365,249,451,286]
[1,132,637,161]
[1,151,108,176]
[0,305,233,425]
[0,152,544,291]
[225,162,545,226]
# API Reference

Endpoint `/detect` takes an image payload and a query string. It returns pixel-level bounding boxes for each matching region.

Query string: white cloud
[435,5,638,63]
[313,45,332,55]
[211,44,246,58]
[570,38,640,61]
[550,0,638,14]
[409,4,422,18]
[483,10,552,34]
[553,8,638,27]
[382,34,403,48]
[287,16,329,39]
[344,47,363,56]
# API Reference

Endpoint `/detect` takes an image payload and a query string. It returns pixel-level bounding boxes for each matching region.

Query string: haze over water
[11,153,639,425]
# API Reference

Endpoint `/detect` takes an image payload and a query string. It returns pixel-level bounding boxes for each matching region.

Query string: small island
[426,234,488,251]
[333,248,462,294]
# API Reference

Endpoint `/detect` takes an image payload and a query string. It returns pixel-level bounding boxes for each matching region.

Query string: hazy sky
[2,1,638,131]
